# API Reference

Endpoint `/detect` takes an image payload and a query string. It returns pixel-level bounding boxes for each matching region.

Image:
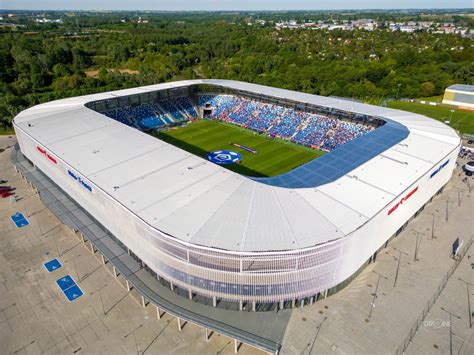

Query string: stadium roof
[14,80,460,252]
[447,84,474,92]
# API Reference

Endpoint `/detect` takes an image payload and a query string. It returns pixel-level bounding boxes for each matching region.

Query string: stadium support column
[156,306,161,319]
[252,301,256,312]
[234,339,239,353]
[212,296,217,307]
[239,300,243,311]
[112,266,118,277]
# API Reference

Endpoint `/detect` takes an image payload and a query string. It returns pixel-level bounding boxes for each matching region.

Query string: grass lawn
[155,120,324,177]
[387,100,474,135]
[0,127,15,135]
[417,95,443,103]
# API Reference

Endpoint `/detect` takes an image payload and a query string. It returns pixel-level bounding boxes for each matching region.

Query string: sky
[1,1,473,11]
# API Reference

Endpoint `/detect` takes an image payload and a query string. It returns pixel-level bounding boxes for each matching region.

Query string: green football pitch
[387,100,474,135]
[154,120,324,177]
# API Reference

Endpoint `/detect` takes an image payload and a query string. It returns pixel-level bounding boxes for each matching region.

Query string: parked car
[0,192,14,198]
[0,180,7,184]
[0,186,13,192]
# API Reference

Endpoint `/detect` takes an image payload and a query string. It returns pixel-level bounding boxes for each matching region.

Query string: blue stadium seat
[175,97,198,118]
[159,100,186,121]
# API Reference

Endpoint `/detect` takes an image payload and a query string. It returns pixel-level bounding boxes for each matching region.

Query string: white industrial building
[442,84,474,109]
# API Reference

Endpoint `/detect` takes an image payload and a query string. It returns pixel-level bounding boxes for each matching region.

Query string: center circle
[206,150,242,165]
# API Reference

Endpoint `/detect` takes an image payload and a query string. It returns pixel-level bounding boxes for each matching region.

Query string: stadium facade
[13,80,461,309]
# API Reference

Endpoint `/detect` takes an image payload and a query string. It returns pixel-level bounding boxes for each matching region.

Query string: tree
[420,82,435,97]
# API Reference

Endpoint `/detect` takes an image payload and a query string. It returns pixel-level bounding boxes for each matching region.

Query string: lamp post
[396,83,402,99]
[309,316,328,355]
[90,283,108,316]
[445,198,450,222]
[395,83,402,100]
[393,248,409,287]
[458,278,473,329]
[124,323,143,355]
[411,230,425,262]
[439,307,461,355]
[455,186,463,207]
[368,271,388,318]
[427,212,436,240]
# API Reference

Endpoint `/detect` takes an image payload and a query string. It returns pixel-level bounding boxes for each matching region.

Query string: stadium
[13,79,461,310]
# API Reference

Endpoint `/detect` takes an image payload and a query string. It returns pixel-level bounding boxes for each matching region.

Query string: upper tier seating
[103,94,374,152]
[198,95,374,151]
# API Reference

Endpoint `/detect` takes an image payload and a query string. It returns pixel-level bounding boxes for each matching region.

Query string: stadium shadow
[156,133,269,177]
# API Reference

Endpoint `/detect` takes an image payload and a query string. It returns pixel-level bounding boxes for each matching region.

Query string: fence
[395,237,473,354]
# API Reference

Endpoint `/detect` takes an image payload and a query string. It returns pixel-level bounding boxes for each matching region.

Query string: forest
[0,11,473,129]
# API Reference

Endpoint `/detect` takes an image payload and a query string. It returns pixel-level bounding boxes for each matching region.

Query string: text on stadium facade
[387,186,418,216]
[430,159,449,179]
[68,170,93,192]
[36,146,57,164]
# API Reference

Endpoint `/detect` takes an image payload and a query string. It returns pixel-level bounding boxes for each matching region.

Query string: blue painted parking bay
[63,285,84,302]
[56,275,76,290]
[11,212,29,228]
[56,275,84,302]
[44,258,62,272]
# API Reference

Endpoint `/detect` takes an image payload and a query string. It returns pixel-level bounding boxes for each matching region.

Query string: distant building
[273,18,468,35]
[443,84,474,109]
[35,17,63,24]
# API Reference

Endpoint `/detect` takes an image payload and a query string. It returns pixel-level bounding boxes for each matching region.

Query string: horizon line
[1,7,473,12]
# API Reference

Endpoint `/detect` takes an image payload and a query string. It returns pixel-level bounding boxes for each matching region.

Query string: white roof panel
[317,175,394,217]
[294,189,368,236]
[350,153,429,197]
